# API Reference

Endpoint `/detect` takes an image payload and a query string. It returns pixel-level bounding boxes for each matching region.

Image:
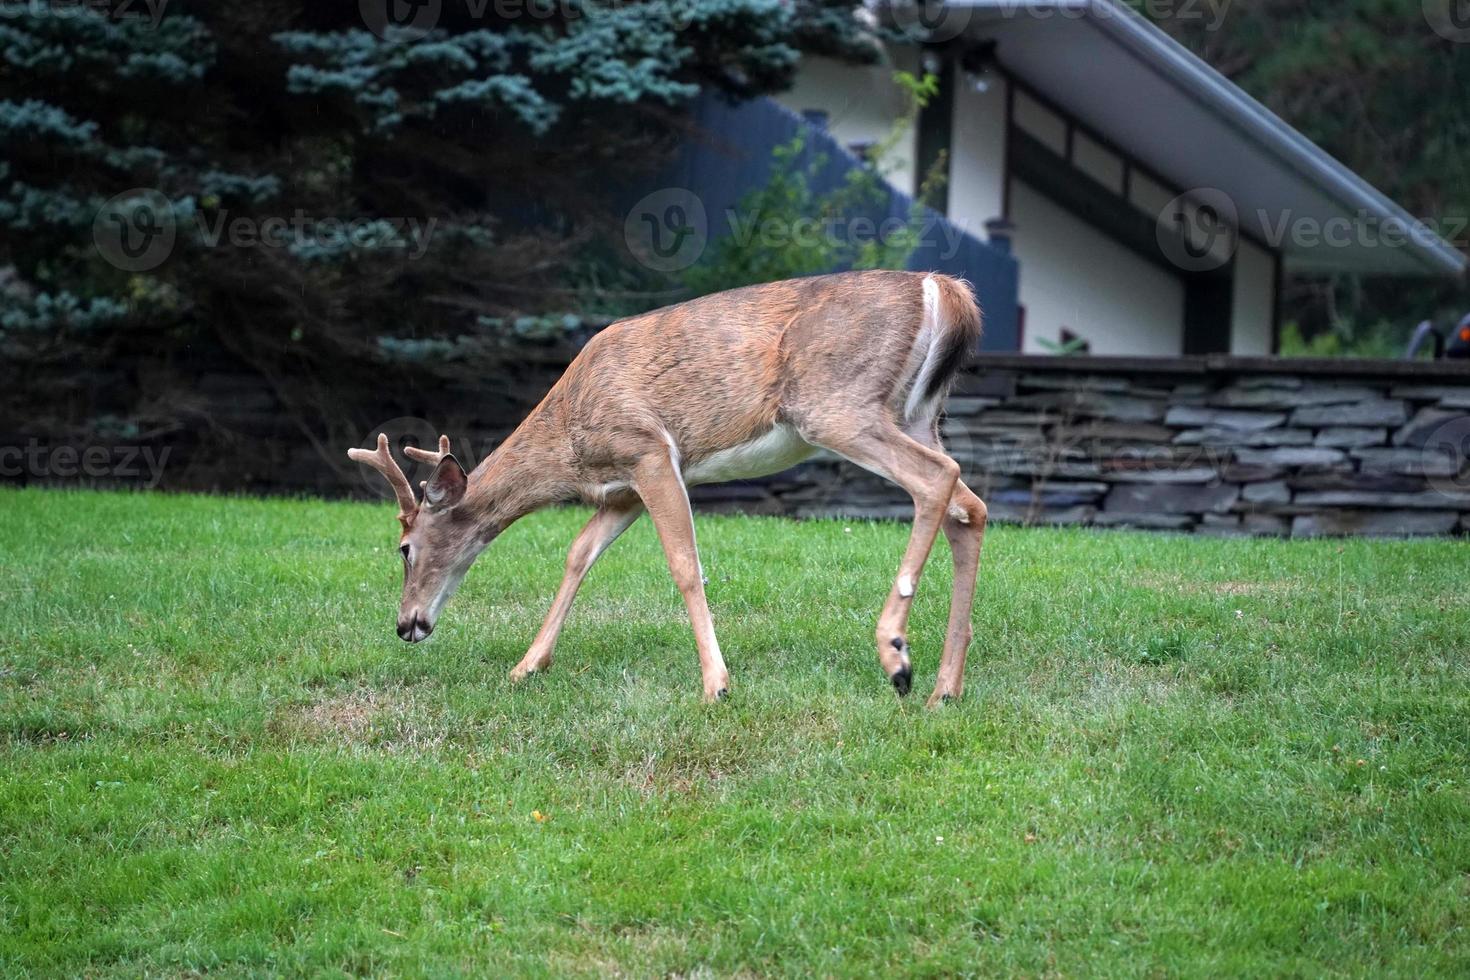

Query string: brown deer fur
[350,269,988,705]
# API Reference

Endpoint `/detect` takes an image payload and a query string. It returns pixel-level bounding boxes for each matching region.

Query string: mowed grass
[1,487,1468,977]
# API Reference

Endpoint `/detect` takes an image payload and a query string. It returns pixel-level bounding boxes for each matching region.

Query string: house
[753,0,1467,355]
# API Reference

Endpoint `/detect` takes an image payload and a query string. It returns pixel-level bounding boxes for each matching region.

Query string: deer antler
[403,434,452,466]
[348,433,419,526]
[404,434,462,499]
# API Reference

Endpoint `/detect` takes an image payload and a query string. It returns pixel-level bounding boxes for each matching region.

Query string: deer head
[349,433,487,642]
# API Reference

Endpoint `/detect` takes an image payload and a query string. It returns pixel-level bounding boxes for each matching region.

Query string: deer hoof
[891,664,913,697]
[925,690,957,709]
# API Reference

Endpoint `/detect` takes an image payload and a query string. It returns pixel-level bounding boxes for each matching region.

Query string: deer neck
[461,410,575,532]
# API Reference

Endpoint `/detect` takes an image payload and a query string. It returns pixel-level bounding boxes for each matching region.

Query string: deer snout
[397,610,433,643]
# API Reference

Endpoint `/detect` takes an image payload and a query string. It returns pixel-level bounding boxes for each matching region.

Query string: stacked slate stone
[23,328,1468,540]
[3,328,589,497]
[689,363,1469,537]
[189,357,1470,540]
[927,366,1470,538]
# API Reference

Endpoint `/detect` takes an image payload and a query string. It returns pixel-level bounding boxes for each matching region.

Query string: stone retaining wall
[7,345,1469,537]
[0,334,587,499]
[691,355,1470,537]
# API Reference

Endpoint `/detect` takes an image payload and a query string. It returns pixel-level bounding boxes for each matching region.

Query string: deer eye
[400,543,412,565]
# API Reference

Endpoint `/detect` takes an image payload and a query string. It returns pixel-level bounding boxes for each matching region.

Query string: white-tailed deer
[349,269,987,706]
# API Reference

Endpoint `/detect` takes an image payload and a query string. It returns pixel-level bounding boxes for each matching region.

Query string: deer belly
[681,424,815,486]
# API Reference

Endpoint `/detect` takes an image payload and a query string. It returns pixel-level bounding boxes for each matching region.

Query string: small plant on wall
[1036,329,1090,355]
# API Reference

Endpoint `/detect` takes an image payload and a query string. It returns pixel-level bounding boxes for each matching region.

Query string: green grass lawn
[2,487,1468,976]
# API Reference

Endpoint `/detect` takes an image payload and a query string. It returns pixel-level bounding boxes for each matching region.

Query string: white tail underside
[901,275,947,433]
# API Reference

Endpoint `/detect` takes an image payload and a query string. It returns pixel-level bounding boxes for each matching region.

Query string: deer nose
[397,611,433,643]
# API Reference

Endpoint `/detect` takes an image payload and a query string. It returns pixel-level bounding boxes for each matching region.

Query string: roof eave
[1080,0,1466,278]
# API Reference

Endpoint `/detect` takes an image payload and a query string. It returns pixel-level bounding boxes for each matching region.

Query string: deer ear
[422,454,467,508]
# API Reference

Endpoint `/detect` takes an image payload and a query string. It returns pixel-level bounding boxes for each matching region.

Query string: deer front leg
[510,498,643,682]
[632,449,730,702]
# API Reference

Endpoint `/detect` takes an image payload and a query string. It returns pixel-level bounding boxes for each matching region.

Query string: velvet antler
[403,434,463,502]
[348,433,419,527]
[403,434,452,467]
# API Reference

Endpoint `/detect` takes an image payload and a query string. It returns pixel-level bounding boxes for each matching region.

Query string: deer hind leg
[807,419,960,696]
[930,480,987,707]
[510,496,643,682]
[632,447,730,703]
[908,423,989,706]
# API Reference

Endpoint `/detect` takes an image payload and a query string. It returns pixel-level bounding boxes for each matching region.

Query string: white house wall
[947,74,1009,241]
[778,54,1281,355]
[774,52,920,197]
[1231,237,1276,354]
[1010,180,1186,355]
[1071,131,1124,195]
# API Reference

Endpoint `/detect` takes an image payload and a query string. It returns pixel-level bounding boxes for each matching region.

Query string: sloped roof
[946,0,1466,277]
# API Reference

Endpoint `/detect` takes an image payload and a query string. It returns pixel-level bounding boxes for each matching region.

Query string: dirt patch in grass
[1208,580,1306,599]
[271,688,446,752]
[544,921,765,978]
[619,751,725,798]
[303,689,386,738]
